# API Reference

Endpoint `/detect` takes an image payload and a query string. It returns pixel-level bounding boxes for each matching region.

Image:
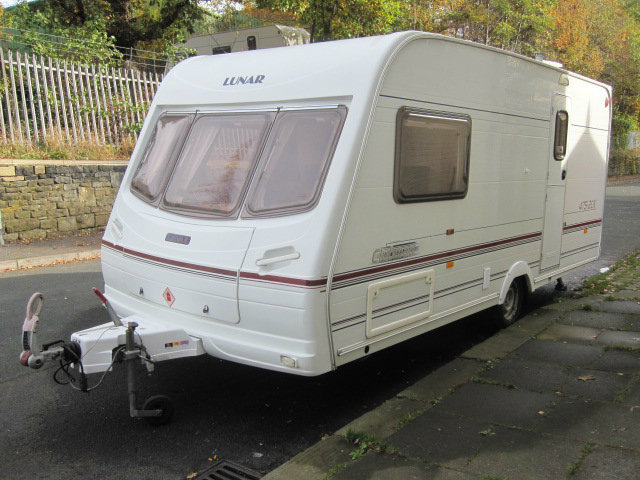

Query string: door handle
[256,252,300,266]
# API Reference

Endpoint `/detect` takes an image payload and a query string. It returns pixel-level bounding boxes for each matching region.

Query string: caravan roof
[158,31,608,118]
[160,32,405,107]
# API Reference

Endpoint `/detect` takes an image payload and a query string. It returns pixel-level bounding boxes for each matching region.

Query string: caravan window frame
[554,110,569,160]
[394,107,471,203]
[243,106,347,218]
[130,112,194,205]
[160,111,276,218]
[129,106,347,219]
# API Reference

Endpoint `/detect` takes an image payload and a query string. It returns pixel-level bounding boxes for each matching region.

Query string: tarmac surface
[3,247,640,480]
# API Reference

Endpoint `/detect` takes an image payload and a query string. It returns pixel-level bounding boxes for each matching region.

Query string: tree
[195,1,298,34]
[399,0,554,56]
[5,4,122,65]
[7,0,207,60]
[554,0,640,130]
[253,0,405,42]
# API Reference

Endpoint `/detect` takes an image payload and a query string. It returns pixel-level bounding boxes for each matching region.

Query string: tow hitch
[19,289,203,425]
[20,292,81,371]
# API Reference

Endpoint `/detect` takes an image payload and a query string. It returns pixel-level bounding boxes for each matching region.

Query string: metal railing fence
[0,48,164,146]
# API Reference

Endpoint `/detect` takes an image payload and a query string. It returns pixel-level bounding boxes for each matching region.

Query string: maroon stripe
[239,271,326,288]
[102,240,238,278]
[332,232,541,284]
[103,230,542,290]
[102,240,124,253]
[563,219,602,232]
[102,240,326,288]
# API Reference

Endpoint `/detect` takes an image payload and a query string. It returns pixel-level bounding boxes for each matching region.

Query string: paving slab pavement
[0,232,102,271]
[264,264,640,480]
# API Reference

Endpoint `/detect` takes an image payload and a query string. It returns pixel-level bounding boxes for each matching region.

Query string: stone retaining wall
[0,161,128,243]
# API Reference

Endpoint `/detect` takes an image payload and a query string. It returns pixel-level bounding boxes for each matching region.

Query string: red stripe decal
[102,239,325,287]
[563,219,602,232]
[102,230,542,289]
[239,271,326,287]
[101,240,238,278]
[332,232,541,284]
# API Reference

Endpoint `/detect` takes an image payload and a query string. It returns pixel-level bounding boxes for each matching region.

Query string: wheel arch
[499,261,533,304]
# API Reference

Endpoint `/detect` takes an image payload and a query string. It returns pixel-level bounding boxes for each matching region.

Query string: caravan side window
[131,114,193,202]
[394,108,471,203]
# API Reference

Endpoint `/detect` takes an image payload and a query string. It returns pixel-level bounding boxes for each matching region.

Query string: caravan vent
[534,53,563,68]
[192,460,263,480]
[543,60,563,68]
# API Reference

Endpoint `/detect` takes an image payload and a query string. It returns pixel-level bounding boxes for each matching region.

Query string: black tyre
[142,395,174,426]
[495,278,525,328]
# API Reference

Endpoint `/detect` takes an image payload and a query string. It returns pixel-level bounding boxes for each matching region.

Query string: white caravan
[20,31,611,422]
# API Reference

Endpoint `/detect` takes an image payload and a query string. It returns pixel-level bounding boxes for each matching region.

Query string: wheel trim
[502,285,519,321]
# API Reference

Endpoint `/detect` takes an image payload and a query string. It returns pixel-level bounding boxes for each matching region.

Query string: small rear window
[163,113,273,216]
[245,107,346,216]
[554,110,569,160]
[130,114,192,201]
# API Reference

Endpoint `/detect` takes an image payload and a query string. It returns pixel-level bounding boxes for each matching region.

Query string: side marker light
[280,356,297,369]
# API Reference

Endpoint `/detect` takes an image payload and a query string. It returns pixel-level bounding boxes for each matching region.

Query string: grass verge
[0,139,134,161]
[580,250,640,297]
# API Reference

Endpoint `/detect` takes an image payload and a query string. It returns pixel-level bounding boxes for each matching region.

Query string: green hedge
[609,147,640,176]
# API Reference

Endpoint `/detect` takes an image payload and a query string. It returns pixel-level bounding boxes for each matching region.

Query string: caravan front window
[245,107,346,216]
[130,106,346,218]
[130,114,193,202]
[394,108,470,203]
[163,113,274,216]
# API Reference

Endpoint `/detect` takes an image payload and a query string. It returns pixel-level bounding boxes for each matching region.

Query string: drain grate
[193,460,263,480]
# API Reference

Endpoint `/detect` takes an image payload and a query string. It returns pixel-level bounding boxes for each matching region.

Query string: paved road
[530,184,640,305]
[1,185,639,480]
[565,184,640,285]
[0,262,505,480]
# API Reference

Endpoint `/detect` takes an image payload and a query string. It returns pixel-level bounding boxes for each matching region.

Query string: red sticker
[163,287,176,307]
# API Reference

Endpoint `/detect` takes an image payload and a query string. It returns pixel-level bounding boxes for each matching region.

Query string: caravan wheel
[496,279,525,328]
[143,395,174,426]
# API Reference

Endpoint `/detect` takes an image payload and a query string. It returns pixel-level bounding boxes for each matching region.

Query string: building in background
[181,25,310,56]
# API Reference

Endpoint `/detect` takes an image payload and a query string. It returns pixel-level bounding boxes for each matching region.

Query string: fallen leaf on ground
[186,473,197,479]
[578,375,596,382]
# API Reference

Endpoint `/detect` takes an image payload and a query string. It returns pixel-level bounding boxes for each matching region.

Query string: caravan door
[540,94,570,271]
